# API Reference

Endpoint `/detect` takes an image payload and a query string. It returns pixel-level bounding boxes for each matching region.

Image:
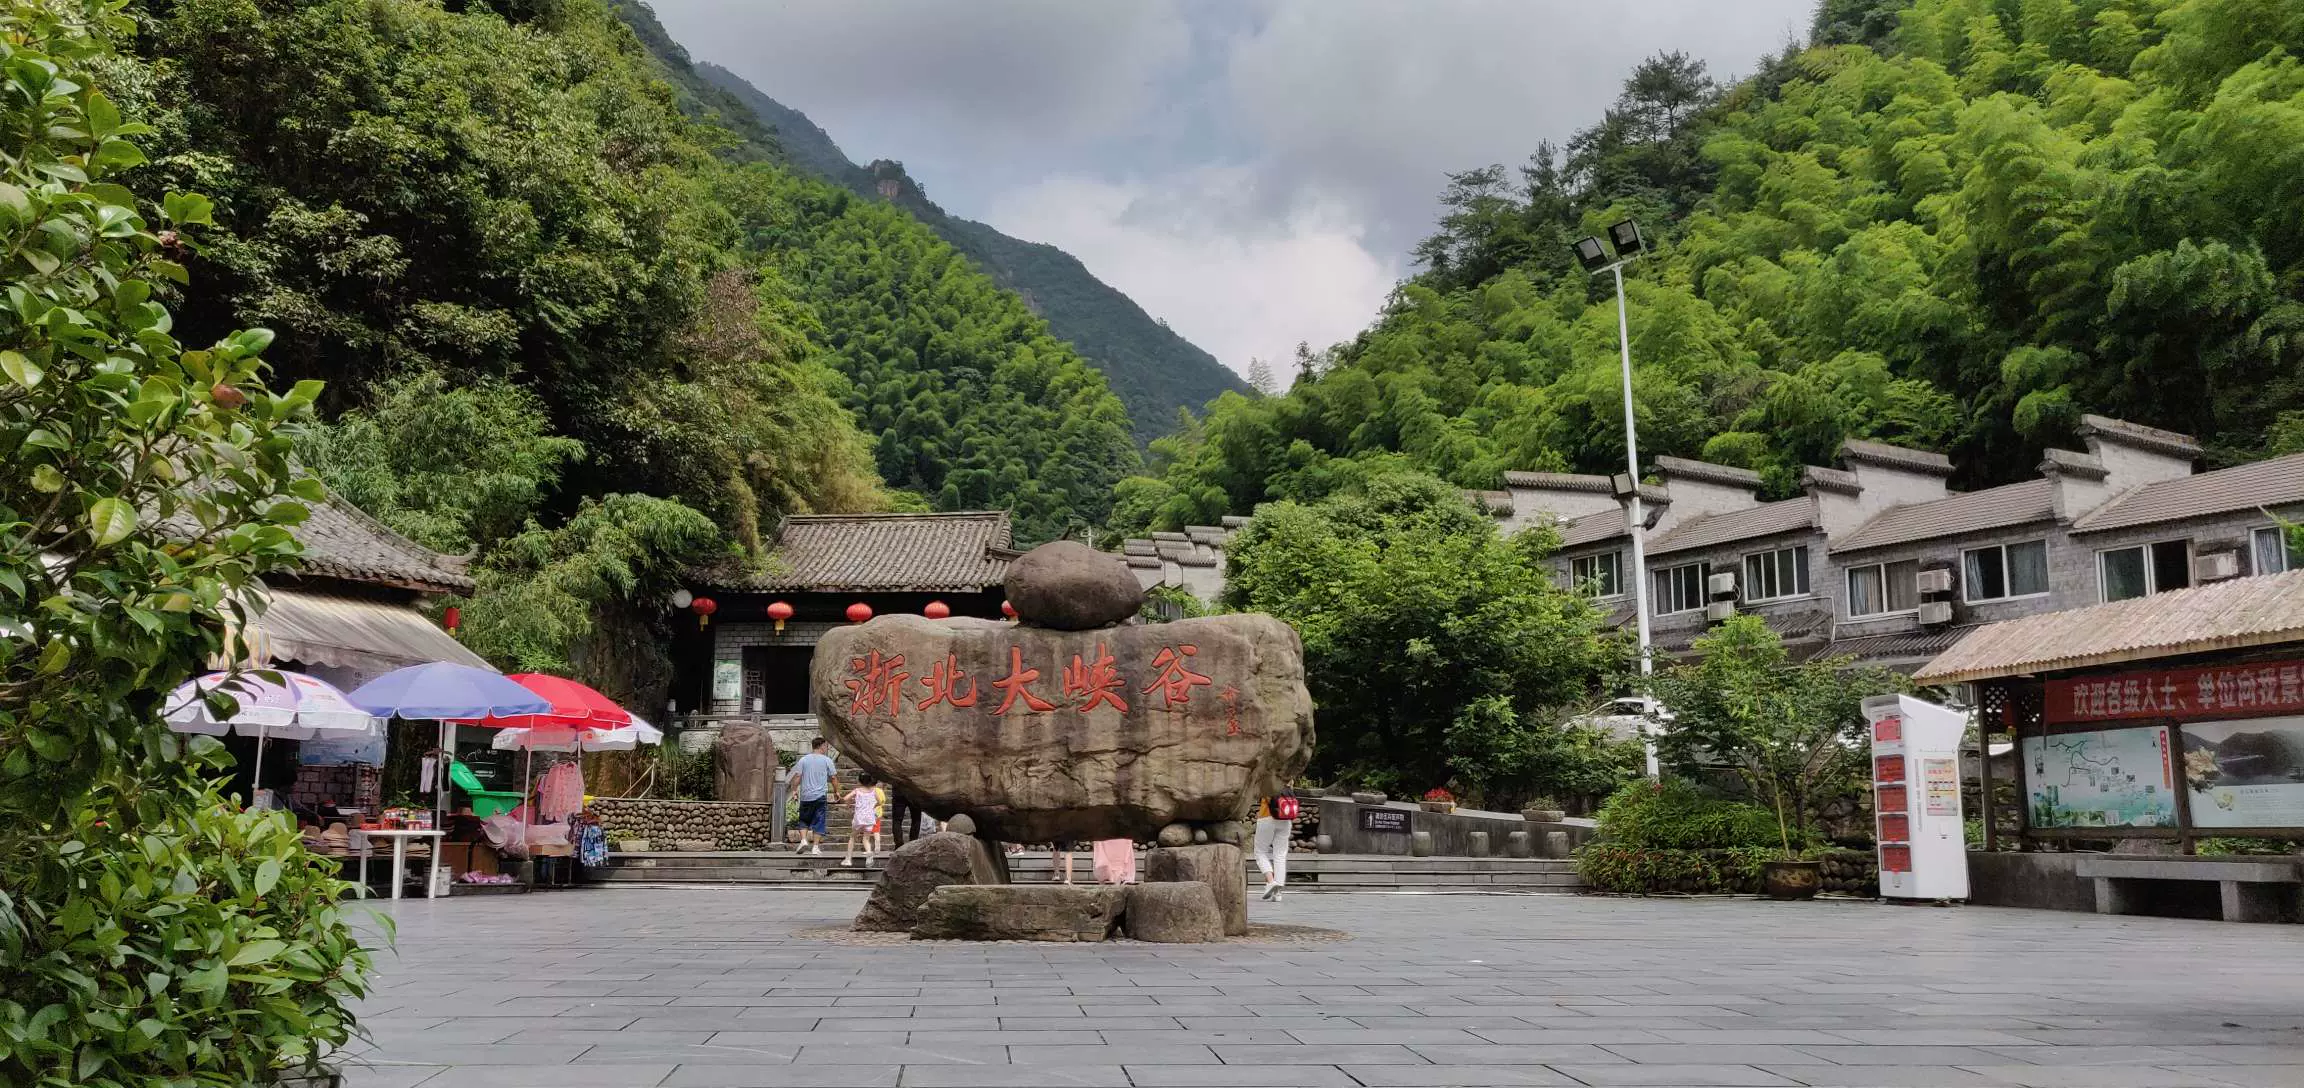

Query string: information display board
[2022,725,2176,829]
[1863,694,1968,900]
[2182,715,2304,828]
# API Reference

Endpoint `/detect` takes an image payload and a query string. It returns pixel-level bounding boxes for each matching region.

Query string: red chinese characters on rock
[1219,685,1243,736]
[2046,659,2304,723]
[913,652,978,711]
[992,646,1057,714]
[1061,643,1129,713]
[845,652,908,717]
[1141,644,1214,710]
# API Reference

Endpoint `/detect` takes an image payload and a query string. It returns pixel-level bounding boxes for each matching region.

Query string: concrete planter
[270,1063,341,1088]
[1349,791,1388,806]
[1522,808,1565,824]
[1418,801,1455,813]
[1761,860,1823,900]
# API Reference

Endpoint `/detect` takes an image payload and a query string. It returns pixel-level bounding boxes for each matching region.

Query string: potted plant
[271,1062,343,1088]
[1648,616,1909,902]
[1419,787,1456,813]
[1522,797,1566,823]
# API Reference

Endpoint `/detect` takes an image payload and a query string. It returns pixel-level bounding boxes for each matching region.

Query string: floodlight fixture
[1608,218,1646,255]
[1570,235,1611,273]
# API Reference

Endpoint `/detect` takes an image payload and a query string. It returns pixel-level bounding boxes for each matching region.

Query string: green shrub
[2197,837,2300,857]
[2,756,375,1085]
[1593,780,1783,850]
[1577,844,1775,895]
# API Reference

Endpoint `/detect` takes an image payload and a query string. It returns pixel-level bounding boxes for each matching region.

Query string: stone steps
[588,851,1586,894]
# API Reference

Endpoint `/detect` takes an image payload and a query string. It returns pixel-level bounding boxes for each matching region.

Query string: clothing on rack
[536,761,586,823]
[577,822,607,867]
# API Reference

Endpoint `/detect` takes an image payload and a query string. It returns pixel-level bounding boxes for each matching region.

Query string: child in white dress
[839,772,883,866]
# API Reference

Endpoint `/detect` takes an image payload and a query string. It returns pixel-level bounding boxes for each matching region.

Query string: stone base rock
[1124,882,1224,943]
[854,832,1006,932]
[1004,540,1145,630]
[912,884,1126,942]
[1145,843,1247,936]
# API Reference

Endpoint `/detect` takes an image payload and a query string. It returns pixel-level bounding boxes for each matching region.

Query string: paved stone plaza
[341,887,2304,1088]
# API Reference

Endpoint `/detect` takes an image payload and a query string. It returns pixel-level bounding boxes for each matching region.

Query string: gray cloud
[647,0,1816,376]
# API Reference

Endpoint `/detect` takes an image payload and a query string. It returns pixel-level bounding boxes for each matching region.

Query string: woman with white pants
[1253,791,1296,901]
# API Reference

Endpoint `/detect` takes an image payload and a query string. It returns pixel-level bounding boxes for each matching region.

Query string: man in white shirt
[786,737,838,855]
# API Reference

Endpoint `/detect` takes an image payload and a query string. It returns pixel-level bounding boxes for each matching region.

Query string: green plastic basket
[449,760,525,819]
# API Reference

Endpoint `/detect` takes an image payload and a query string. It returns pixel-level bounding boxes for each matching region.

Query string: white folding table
[353,828,446,900]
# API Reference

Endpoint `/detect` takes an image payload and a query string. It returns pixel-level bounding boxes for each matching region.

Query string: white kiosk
[1862,693,1969,901]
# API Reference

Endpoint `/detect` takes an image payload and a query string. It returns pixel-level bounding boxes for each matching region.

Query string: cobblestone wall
[592,797,777,850]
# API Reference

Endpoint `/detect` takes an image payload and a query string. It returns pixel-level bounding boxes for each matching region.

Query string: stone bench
[2075,855,2303,923]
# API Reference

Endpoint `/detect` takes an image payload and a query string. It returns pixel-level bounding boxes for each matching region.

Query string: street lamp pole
[1611,260,1660,780]
[1571,220,1658,779]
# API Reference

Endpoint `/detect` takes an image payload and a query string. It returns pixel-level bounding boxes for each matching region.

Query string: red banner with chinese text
[2045,660,2304,724]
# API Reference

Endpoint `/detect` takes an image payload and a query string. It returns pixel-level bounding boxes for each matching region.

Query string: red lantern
[766,600,794,633]
[691,597,718,627]
[846,602,873,624]
[1000,600,1017,620]
[923,600,951,619]
[441,605,461,632]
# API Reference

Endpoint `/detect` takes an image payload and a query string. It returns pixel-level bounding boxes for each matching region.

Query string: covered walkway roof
[1916,568,2304,684]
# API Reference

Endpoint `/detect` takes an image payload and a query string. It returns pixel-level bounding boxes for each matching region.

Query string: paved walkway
[341,887,2304,1088]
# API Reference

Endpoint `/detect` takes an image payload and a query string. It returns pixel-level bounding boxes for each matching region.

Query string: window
[1846,559,1920,617]
[1963,540,2050,602]
[1742,546,1811,602]
[1569,551,1623,597]
[2254,527,2302,575]
[1652,563,1706,614]
[2099,539,2191,602]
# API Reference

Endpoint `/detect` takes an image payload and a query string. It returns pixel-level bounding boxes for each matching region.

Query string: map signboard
[2023,725,2176,829]
[2182,715,2304,829]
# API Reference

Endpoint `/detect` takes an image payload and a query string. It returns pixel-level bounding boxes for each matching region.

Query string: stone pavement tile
[1549,1064,1798,1087]
[1215,1043,1433,1065]
[354,1022,523,1045]
[1350,1015,1542,1031]
[648,1013,803,1030]
[497,1029,717,1045]
[1790,1047,2030,1066]
[1827,1032,2045,1047]
[2180,1067,2304,1087]
[2166,1045,2304,1063]
[2005,1030,2280,1046]
[1285,1027,1489,1044]
[1974,1045,2210,1065]
[703,1030,907,1047]
[1657,1031,1858,1045]
[660,1067,900,1088]
[1122,1064,1363,1086]
[338,1065,445,1088]
[1754,1065,1995,1086]
[909,1030,1106,1046]
[801,1006,918,1019]
[836,1018,1000,1032]
[1408,1043,1626,1065]
[790,1045,1009,1065]
[1097,1028,1304,1045]
[364,1044,580,1067]
[1001,1017,1184,1031]
[897,1068,1134,1087]
[1959,1067,2237,1088]
[1600,1043,1839,1065]
[420,1067,679,1088]
[1005,1044,1218,1065]
[1340,1067,1579,1087]
[1469,1028,1680,1044]
[575,1044,805,1065]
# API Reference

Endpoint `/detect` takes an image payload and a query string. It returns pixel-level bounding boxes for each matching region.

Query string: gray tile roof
[292,497,473,594]
[1918,568,2304,683]
[1657,608,1830,653]
[700,511,1013,592]
[1501,470,1667,503]
[1465,489,1513,516]
[2068,453,2304,534]
[1556,511,1630,549]
[2037,448,2107,480]
[1831,479,2056,554]
[1823,624,1982,668]
[1648,499,1815,557]
[2079,414,2201,458]
[1654,456,1763,489]
[1841,439,1954,476]
[1801,465,1861,494]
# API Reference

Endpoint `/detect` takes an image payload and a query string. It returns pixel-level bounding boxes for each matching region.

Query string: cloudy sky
[650,0,1816,378]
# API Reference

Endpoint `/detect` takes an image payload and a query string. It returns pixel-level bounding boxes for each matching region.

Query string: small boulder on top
[1003,541,1145,631]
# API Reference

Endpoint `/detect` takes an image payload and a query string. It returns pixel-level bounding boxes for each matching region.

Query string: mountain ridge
[683,60,1250,443]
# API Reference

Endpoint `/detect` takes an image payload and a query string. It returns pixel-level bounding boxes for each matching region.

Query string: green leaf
[228,939,285,966]
[86,497,135,546]
[0,349,41,389]
[160,191,214,227]
[30,464,64,493]
[254,858,281,896]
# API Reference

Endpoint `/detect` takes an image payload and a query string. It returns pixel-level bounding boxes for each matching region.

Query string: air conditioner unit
[1706,571,1738,598]
[1915,568,1954,596]
[1704,600,1737,623]
[1916,601,1954,626]
[2194,551,2240,582]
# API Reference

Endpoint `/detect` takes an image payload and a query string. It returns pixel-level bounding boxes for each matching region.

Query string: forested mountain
[118,0,1137,699]
[1110,0,2304,536]
[682,53,1252,443]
